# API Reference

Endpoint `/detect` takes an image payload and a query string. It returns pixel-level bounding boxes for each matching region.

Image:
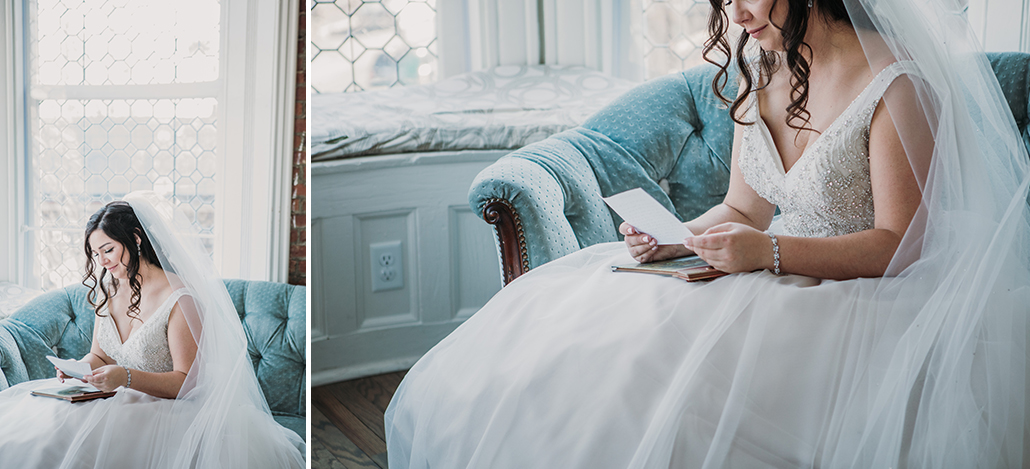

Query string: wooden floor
[311,371,407,469]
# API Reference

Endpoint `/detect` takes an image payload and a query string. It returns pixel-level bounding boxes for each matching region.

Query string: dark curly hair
[82,201,162,322]
[703,0,852,138]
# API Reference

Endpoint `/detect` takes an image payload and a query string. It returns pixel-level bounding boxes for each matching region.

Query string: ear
[134,233,141,246]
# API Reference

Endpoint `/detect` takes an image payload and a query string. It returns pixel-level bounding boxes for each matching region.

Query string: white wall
[968,0,1030,52]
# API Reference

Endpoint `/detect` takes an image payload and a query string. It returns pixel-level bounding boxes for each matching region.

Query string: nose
[728,2,749,26]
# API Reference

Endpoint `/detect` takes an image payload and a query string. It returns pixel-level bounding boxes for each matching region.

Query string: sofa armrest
[470,154,588,284]
[481,197,529,285]
[0,325,28,390]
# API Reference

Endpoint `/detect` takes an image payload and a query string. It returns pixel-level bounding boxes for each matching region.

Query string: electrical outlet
[370,241,403,292]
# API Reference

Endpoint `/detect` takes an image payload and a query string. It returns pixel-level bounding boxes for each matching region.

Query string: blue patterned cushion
[988,52,1030,155]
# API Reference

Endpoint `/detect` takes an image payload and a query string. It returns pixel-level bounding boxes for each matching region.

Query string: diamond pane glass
[311,0,438,93]
[641,0,731,80]
[30,0,220,86]
[25,0,221,290]
[28,98,218,289]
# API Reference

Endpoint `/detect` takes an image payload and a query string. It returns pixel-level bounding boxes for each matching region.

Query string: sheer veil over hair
[117,191,305,467]
[831,0,1030,466]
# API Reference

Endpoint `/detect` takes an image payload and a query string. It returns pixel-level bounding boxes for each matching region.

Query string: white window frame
[218,0,299,282]
[969,0,1030,53]
[0,0,298,286]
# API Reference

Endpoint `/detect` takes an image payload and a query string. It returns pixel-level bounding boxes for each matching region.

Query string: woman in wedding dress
[0,193,305,468]
[385,0,1030,467]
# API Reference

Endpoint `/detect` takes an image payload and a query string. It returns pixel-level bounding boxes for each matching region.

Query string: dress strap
[859,61,917,107]
[163,288,190,312]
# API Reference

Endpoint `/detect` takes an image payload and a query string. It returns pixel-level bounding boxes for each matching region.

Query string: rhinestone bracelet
[767,232,781,275]
[122,365,132,389]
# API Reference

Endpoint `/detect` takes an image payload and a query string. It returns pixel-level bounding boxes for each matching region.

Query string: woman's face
[726,0,789,52]
[89,229,131,280]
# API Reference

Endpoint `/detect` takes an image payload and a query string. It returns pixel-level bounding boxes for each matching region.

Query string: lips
[747,25,767,38]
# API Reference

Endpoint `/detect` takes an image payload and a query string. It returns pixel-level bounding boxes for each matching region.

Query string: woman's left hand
[84,365,128,392]
[685,223,773,273]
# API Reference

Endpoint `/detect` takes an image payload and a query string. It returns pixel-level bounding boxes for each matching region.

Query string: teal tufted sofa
[0,279,306,440]
[469,52,1030,285]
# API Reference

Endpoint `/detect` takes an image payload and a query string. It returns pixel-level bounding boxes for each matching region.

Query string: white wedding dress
[385,59,1030,468]
[0,288,303,468]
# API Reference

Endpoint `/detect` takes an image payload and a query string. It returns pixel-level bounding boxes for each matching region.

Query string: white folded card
[603,188,694,245]
[47,356,92,380]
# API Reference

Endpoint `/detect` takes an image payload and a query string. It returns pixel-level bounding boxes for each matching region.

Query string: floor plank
[342,374,394,413]
[373,371,405,394]
[313,386,388,458]
[371,371,405,398]
[310,406,381,469]
[312,371,407,469]
[327,382,389,442]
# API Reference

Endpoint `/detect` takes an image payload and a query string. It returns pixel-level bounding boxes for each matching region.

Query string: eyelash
[724,0,732,5]
[92,248,114,258]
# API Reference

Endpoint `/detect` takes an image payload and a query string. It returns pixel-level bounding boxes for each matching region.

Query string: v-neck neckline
[108,289,184,346]
[753,63,896,176]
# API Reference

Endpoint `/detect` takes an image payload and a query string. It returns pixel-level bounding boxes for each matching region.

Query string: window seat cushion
[311,64,636,162]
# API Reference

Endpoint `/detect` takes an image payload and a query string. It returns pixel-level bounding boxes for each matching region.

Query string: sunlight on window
[641,0,716,80]
[310,0,439,93]
[32,0,220,86]
[25,0,221,290]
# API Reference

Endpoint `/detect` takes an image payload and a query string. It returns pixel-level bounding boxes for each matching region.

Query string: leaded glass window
[23,0,221,290]
[642,0,715,80]
[310,0,439,93]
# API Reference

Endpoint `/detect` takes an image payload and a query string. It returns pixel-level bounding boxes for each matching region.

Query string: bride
[385,0,1030,467]
[0,192,305,468]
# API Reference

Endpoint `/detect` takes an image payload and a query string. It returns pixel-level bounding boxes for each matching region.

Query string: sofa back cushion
[987,52,1030,157]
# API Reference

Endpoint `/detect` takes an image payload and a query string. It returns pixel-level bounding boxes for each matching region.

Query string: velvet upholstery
[0,280,306,440]
[469,52,1030,284]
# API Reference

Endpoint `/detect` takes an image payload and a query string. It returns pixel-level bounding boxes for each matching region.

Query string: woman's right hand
[620,222,690,263]
[56,366,73,383]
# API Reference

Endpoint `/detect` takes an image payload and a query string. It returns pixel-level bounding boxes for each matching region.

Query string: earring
[808,0,813,7]
[137,244,141,256]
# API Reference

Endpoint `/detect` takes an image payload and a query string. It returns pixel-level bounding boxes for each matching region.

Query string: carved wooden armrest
[482,198,530,286]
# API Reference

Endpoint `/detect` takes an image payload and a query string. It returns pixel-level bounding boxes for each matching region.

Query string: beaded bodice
[96,288,188,373]
[738,62,909,238]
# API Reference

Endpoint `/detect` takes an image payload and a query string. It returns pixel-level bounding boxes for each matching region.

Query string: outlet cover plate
[370,241,403,292]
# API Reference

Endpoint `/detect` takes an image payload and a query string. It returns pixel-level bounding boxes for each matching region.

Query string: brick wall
[288,3,307,286]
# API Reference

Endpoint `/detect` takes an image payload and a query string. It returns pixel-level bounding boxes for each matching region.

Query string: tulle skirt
[385,242,1030,468]
[0,378,304,468]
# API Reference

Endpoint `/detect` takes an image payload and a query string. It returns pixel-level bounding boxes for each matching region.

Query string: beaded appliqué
[738,63,910,238]
[95,288,189,374]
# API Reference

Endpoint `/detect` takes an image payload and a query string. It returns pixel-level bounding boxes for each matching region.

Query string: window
[641,0,715,80]
[6,0,298,289]
[310,0,439,93]
[22,0,221,290]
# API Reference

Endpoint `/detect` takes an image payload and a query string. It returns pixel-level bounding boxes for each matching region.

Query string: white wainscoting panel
[311,150,507,386]
[450,205,503,319]
[356,210,419,329]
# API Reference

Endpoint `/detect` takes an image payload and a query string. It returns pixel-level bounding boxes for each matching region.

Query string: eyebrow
[95,242,112,251]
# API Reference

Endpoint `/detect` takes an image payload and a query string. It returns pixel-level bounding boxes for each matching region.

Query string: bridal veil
[630,0,1030,466]
[120,191,305,468]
